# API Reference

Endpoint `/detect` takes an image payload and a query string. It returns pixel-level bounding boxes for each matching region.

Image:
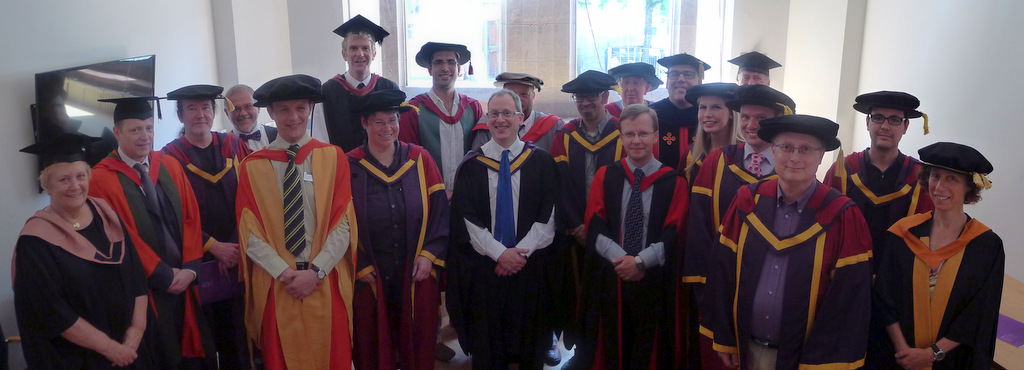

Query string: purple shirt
[749,181,818,342]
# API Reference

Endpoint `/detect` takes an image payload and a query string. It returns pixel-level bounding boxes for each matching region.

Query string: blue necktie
[623,167,646,255]
[494,149,516,248]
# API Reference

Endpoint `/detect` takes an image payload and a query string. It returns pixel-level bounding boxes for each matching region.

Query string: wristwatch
[930,343,945,361]
[310,264,327,280]
[634,255,646,271]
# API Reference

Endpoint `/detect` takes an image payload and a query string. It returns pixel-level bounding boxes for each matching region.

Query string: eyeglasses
[621,131,654,139]
[667,71,699,80]
[431,59,458,66]
[368,119,399,127]
[486,111,521,119]
[571,94,602,103]
[869,114,907,126]
[773,143,822,155]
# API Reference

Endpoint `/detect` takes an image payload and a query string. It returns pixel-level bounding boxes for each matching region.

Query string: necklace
[53,207,84,230]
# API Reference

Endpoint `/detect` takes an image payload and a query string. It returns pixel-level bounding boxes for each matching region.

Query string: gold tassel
[612,84,622,96]
[972,172,992,189]
[401,101,420,114]
[921,112,929,135]
[777,103,794,115]
[835,146,848,191]
[220,95,235,112]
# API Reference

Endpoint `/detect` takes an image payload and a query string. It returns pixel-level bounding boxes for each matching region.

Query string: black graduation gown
[446,143,567,369]
[14,205,154,369]
[321,75,399,151]
[872,214,1004,369]
[650,98,698,169]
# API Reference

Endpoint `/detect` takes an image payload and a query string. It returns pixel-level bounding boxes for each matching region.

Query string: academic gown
[321,74,399,151]
[236,139,357,370]
[89,151,213,367]
[398,92,484,179]
[549,117,623,232]
[872,213,1004,369]
[707,179,872,369]
[649,98,698,169]
[446,143,566,369]
[470,112,563,152]
[14,198,155,370]
[580,159,697,369]
[348,142,449,370]
[162,132,251,367]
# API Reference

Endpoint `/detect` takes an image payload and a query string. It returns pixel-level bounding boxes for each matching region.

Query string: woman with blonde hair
[684,82,742,183]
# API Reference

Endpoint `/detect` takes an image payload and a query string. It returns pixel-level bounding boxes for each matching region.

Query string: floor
[434,298,577,370]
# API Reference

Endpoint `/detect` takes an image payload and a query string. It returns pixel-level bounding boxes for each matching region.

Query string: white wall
[0,1,221,367]
[857,1,1024,280]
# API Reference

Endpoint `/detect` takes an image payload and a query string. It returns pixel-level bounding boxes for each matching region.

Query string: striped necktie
[283,144,306,256]
[622,167,646,255]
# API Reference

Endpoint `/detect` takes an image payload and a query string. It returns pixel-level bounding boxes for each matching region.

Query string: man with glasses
[399,42,483,193]
[707,114,872,369]
[225,84,278,151]
[649,53,710,169]
[822,91,933,368]
[683,83,795,370]
[605,62,662,118]
[727,51,782,86]
[313,15,400,151]
[470,72,564,152]
[447,89,562,369]
[549,70,621,369]
[578,104,691,368]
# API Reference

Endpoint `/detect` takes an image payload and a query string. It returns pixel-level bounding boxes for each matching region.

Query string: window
[575,0,672,77]
[404,0,504,87]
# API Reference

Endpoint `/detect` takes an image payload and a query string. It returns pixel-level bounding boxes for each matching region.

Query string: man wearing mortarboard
[728,51,782,86]
[162,84,252,368]
[707,114,872,369]
[90,96,215,368]
[604,62,663,118]
[649,53,709,169]
[236,74,357,369]
[312,14,400,152]
[398,42,484,193]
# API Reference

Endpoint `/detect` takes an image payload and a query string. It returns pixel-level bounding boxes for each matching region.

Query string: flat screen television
[33,55,155,167]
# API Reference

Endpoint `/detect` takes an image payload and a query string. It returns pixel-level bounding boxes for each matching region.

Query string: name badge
[303,172,313,182]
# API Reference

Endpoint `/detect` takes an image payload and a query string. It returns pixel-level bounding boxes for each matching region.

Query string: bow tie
[239,130,261,142]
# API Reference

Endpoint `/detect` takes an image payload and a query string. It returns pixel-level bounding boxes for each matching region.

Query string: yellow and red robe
[236,139,357,370]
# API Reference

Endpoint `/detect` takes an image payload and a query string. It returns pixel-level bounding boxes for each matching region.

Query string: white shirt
[231,123,272,151]
[343,71,371,88]
[743,143,775,176]
[594,157,667,268]
[428,88,464,189]
[464,138,556,261]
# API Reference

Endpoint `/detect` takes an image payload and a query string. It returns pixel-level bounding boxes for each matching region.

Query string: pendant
[72,222,81,229]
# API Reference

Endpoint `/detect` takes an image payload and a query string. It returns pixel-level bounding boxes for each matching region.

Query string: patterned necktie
[283,144,307,256]
[494,149,516,248]
[748,152,765,177]
[622,167,646,255]
[356,82,366,89]
[239,130,261,142]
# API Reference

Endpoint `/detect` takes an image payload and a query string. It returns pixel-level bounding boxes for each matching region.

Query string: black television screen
[34,55,155,166]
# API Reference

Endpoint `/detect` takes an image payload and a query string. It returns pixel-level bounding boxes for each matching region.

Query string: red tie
[748,153,764,177]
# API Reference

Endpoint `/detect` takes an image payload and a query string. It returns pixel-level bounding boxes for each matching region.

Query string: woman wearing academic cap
[873,142,1003,369]
[346,89,449,370]
[684,82,742,184]
[14,133,154,369]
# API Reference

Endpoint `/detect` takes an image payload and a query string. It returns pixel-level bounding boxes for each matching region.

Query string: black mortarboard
[757,114,841,151]
[20,132,100,167]
[726,84,795,115]
[356,89,412,117]
[657,53,712,71]
[165,84,234,112]
[684,82,739,106]
[415,42,471,68]
[333,14,389,43]
[728,51,782,75]
[607,62,662,90]
[494,72,544,92]
[853,91,923,118]
[98,96,162,122]
[561,70,617,94]
[253,74,323,108]
[918,142,993,189]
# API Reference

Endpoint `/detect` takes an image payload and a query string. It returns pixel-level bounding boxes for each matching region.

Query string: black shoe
[544,344,562,366]
[435,342,456,362]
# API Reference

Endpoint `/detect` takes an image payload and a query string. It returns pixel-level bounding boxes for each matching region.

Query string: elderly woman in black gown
[873,142,1003,369]
[15,134,152,369]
